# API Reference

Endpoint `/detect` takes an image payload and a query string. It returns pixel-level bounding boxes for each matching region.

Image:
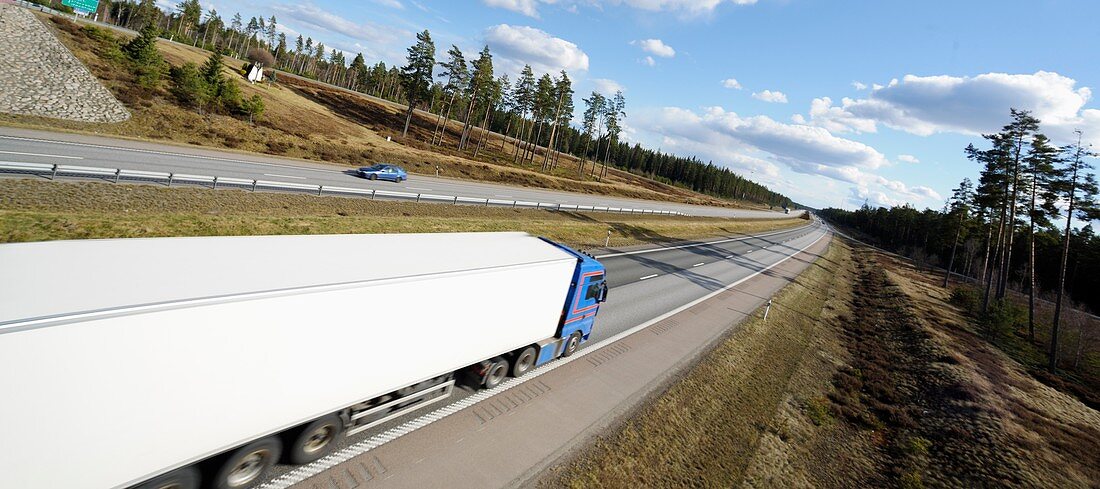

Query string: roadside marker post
[763,299,773,321]
[605,229,612,247]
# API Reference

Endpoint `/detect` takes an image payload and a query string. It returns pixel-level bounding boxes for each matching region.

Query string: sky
[178,0,1100,210]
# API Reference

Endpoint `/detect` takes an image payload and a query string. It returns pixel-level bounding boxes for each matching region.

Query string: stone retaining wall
[0,4,130,123]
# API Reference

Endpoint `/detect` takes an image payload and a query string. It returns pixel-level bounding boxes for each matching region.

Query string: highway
[259,220,829,488]
[0,126,792,218]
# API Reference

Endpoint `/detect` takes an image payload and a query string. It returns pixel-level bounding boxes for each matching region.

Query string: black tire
[511,346,537,377]
[561,332,583,358]
[135,466,200,489]
[283,413,344,465]
[483,356,509,389]
[369,174,377,181]
[208,437,282,489]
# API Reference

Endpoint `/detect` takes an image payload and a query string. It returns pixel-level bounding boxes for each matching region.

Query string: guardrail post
[484,198,490,207]
[114,169,121,183]
[556,203,561,211]
[51,164,58,180]
[512,201,517,208]
[167,173,174,187]
[252,180,257,192]
[369,189,376,200]
[452,196,458,205]
[212,176,218,189]
[416,193,422,203]
[318,185,324,196]
[535,203,540,210]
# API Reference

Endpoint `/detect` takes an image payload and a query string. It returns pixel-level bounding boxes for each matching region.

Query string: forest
[52,0,793,208]
[819,109,1098,375]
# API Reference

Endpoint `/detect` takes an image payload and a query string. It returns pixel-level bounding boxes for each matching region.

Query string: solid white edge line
[262,173,306,180]
[258,224,828,489]
[693,263,705,267]
[0,150,83,159]
[595,223,811,259]
[639,274,659,281]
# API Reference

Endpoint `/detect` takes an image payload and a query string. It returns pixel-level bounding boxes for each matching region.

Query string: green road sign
[61,0,99,14]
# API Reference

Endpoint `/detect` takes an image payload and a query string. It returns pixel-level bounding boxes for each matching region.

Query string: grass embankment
[544,239,1100,488]
[0,179,804,248]
[0,14,760,210]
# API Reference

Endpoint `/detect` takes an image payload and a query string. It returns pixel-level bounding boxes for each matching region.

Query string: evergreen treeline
[78,0,790,208]
[819,109,1099,373]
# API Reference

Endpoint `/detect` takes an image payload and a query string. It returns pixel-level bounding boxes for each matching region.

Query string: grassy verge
[0,179,804,248]
[542,238,1100,488]
[0,14,762,210]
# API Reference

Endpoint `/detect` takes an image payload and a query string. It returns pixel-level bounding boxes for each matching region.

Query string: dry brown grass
[0,179,804,249]
[0,14,766,211]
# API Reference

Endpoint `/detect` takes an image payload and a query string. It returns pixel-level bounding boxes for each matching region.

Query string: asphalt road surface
[0,127,794,218]
[258,220,826,486]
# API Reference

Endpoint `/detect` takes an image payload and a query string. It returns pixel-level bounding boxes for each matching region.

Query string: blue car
[357,164,407,182]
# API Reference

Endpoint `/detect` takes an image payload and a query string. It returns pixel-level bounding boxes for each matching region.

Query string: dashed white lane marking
[725,255,734,259]
[692,262,705,267]
[596,224,813,259]
[406,187,432,191]
[0,134,339,172]
[746,250,754,253]
[0,150,82,159]
[639,274,659,281]
[263,173,306,179]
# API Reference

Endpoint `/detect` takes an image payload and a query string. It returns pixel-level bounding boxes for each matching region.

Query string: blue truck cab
[535,239,609,366]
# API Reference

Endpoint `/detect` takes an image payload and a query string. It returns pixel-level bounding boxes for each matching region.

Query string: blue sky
[183,0,1100,209]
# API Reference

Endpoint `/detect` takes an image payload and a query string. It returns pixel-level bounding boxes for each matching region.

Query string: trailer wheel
[135,466,200,489]
[209,437,282,489]
[483,356,510,389]
[283,413,344,465]
[511,347,537,377]
[561,332,583,358]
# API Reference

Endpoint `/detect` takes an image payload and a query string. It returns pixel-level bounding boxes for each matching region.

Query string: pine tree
[399,30,436,138]
[511,65,535,162]
[123,23,166,88]
[432,45,468,145]
[943,178,974,287]
[458,46,492,150]
[1021,133,1061,339]
[1049,132,1099,372]
[543,71,573,171]
[580,92,605,177]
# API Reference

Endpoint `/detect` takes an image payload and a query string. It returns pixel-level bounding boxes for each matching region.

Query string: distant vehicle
[357,164,407,182]
[0,232,608,489]
[784,207,791,214]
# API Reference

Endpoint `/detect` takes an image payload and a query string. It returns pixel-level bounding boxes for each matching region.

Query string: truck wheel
[511,347,537,377]
[483,356,509,389]
[135,466,200,489]
[283,413,343,465]
[561,332,583,358]
[209,437,282,489]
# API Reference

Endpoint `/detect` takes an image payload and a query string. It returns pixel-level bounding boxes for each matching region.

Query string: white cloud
[631,38,676,58]
[271,3,404,46]
[592,78,624,94]
[373,0,403,8]
[613,0,758,16]
[722,78,742,90]
[484,24,589,75]
[628,105,947,208]
[807,97,876,133]
[852,81,867,90]
[897,154,920,164]
[752,90,788,103]
[641,56,656,67]
[806,71,1100,145]
[483,0,540,17]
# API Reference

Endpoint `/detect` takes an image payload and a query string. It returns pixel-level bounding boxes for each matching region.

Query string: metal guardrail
[0,161,685,216]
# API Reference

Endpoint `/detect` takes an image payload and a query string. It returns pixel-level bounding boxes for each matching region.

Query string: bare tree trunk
[1027,181,1039,341]
[943,215,962,288]
[1050,146,1083,373]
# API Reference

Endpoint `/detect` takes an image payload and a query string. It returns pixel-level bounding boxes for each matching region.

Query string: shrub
[980,299,1024,338]
[246,48,275,67]
[169,63,211,112]
[241,95,265,123]
[949,286,979,312]
[122,24,165,88]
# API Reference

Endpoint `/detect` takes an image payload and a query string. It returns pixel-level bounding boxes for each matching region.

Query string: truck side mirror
[597,283,609,303]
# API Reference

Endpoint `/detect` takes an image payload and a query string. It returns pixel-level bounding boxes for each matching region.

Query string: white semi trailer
[0,232,608,489]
